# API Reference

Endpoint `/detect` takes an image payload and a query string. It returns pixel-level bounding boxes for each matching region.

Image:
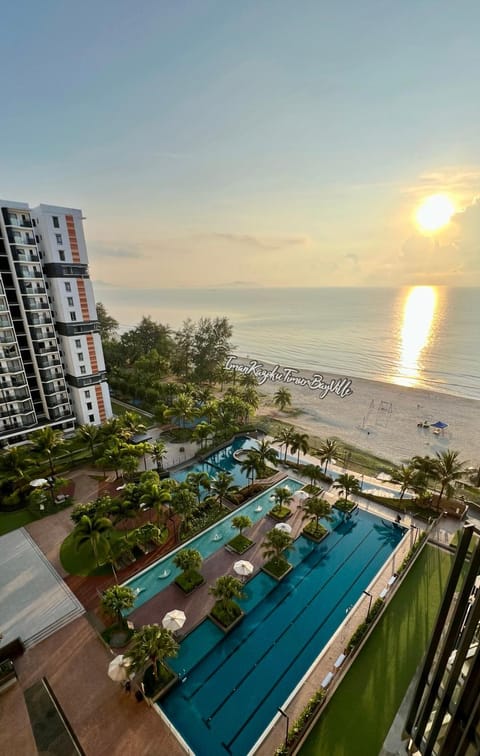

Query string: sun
[415,194,456,233]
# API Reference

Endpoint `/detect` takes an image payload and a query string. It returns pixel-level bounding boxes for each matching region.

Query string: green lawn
[300,545,453,756]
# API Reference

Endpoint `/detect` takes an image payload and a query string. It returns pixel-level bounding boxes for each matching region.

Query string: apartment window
[32,219,36,227]
[70,311,77,321]
[64,282,71,292]
[80,366,86,375]
[52,216,59,228]
[55,234,62,244]
[85,390,90,398]
[59,250,65,261]
[88,414,95,423]
[75,339,81,348]
[77,352,84,361]
[86,402,92,410]
[35,235,40,243]
[67,297,74,307]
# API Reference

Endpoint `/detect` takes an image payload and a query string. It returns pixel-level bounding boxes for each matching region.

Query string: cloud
[403,167,480,200]
[200,232,311,251]
[91,243,148,260]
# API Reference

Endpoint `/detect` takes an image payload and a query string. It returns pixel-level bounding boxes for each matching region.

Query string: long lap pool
[156,509,405,755]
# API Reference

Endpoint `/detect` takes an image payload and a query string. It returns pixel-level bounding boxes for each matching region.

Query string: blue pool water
[160,510,405,756]
[172,435,259,489]
[126,477,304,607]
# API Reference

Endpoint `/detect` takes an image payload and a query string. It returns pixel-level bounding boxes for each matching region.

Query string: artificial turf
[300,544,453,756]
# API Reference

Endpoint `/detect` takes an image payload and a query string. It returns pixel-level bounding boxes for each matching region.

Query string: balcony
[42,371,64,384]
[37,354,61,369]
[26,313,52,326]
[7,230,36,246]
[11,247,39,263]
[5,214,32,228]
[0,399,34,418]
[0,331,16,345]
[0,387,30,401]
[15,265,43,279]
[22,297,49,311]
[0,375,27,389]
[30,326,55,341]
[20,282,45,295]
[33,343,58,355]
[0,318,12,329]
[0,361,24,374]
[46,393,69,408]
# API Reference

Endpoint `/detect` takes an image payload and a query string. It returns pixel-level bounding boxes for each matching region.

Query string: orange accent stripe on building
[95,384,107,422]
[65,214,81,263]
[86,333,99,373]
[76,279,91,322]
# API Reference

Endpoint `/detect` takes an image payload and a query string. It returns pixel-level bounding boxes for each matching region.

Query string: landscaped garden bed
[101,622,135,648]
[175,570,205,594]
[333,499,358,515]
[262,557,293,580]
[268,504,292,521]
[209,604,245,633]
[142,664,179,701]
[225,534,254,554]
[302,523,329,542]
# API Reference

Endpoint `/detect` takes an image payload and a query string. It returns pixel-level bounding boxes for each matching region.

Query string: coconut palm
[301,496,332,531]
[150,440,168,471]
[274,426,296,462]
[30,426,64,476]
[170,483,198,536]
[173,547,203,577]
[273,387,292,412]
[241,386,260,414]
[133,522,163,552]
[100,585,136,627]
[76,423,100,459]
[290,432,309,465]
[433,450,466,508]
[210,471,238,504]
[119,411,146,440]
[231,514,252,537]
[73,514,113,567]
[0,445,34,483]
[392,463,418,500]
[209,575,245,613]
[262,528,294,564]
[192,421,213,449]
[271,485,294,509]
[165,392,196,429]
[126,624,179,681]
[303,463,324,488]
[332,473,361,501]
[255,439,279,475]
[240,450,260,484]
[318,438,338,475]
[186,471,212,504]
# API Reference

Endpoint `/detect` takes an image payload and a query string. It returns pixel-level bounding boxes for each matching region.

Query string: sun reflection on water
[397,286,438,387]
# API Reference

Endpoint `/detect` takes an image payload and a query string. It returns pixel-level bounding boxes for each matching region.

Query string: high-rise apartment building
[0,199,112,445]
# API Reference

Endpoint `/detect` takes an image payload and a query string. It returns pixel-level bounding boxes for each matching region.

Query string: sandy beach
[231,357,480,466]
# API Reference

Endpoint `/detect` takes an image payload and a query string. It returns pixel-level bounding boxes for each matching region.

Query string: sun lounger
[380,588,388,599]
[334,653,346,669]
[387,575,397,586]
[321,672,334,688]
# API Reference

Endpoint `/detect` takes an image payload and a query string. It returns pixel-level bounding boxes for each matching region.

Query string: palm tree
[210,471,238,504]
[255,439,279,475]
[110,496,140,525]
[332,473,361,501]
[73,514,113,567]
[170,483,198,537]
[173,548,203,577]
[433,450,466,509]
[271,485,294,510]
[0,445,33,483]
[241,386,259,413]
[126,624,179,682]
[165,392,196,429]
[30,426,64,476]
[274,426,296,462]
[119,411,146,440]
[392,463,418,500]
[262,528,294,566]
[100,585,136,627]
[186,471,212,505]
[301,496,332,532]
[231,514,252,537]
[97,442,124,480]
[410,454,438,502]
[76,423,100,459]
[209,575,245,614]
[318,438,338,475]
[303,463,324,488]
[133,522,163,552]
[240,450,260,484]
[273,387,292,412]
[192,421,213,449]
[291,432,309,465]
[150,441,168,471]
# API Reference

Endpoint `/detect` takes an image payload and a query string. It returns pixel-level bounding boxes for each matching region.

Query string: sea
[100,286,480,401]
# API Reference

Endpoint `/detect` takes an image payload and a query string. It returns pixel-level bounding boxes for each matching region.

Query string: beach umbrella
[233,560,254,578]
[296,490,309,499]
[30,478,48,488]
[431,421,448,429]
[162,610,186,632]
[275,523,292,534]
[108,654,132,683]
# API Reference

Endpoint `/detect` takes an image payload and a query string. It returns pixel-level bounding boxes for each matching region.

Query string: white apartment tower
[0,199,112,445]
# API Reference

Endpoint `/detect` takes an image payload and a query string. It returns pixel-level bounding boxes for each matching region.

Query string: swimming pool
[160,510,405,756]
[126,477,304,607]
[172,435,259,489]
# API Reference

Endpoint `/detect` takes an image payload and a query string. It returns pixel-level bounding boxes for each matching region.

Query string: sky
[1,0,480,292]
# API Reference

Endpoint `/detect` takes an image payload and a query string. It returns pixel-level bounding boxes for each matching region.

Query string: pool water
[172,435,259,489]
[160,510,405,756]
[126,477,304,607]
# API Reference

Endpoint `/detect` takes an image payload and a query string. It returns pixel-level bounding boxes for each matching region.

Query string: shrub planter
[268,505,292,522]
[333,499,358,515]
[174,570,205,594]
[142,664,179,702]
[101,623,134,648]
[262,557,293,581]
[225,535,254,555]
[209,603,245,633]
[302,523,329,543]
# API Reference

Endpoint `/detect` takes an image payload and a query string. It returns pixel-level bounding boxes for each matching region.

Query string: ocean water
[102,286,480,400]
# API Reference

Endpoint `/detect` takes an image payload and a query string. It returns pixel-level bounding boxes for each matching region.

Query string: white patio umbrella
[30,478,48,488]
[233,560,254,578]
[162,609,186,632]
[296,490,309,500]
[275,522,292,533]
[108,654,132,683]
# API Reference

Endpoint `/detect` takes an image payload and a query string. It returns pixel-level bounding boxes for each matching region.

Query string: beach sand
[237,358,480,466]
